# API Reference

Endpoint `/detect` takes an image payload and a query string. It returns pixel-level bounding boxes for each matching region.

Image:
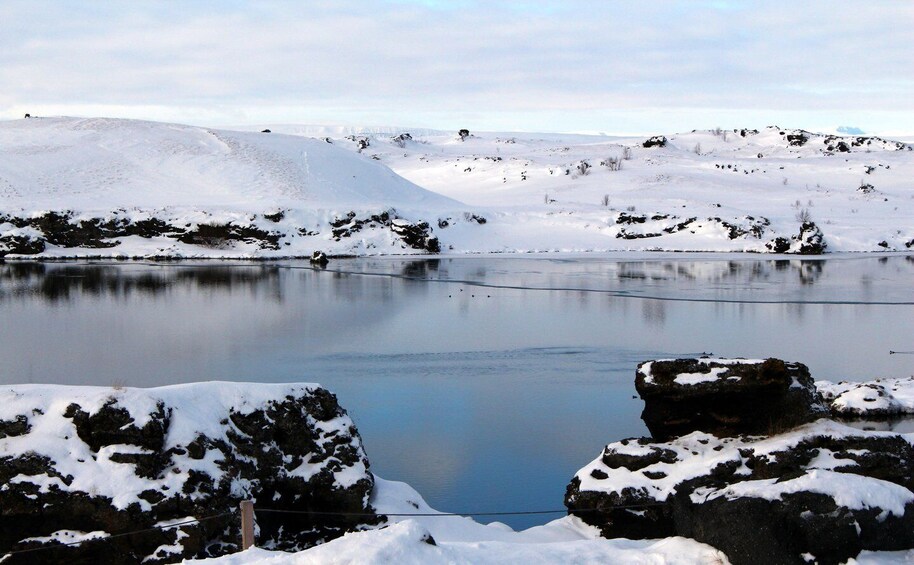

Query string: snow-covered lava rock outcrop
[635,358,827,440]
[566,358,914,565]
[0,383,378,563]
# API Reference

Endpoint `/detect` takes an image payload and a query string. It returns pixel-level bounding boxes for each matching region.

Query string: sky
[1,0,912,135]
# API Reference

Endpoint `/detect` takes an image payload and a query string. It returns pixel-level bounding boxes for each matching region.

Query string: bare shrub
[601,194,610,207]
[622,146,633,160]
[602,156,623,171]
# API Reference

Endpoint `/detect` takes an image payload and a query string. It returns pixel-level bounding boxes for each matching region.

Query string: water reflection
[1,254,912,530]
[0,262,283,303]
[843,417,914,434]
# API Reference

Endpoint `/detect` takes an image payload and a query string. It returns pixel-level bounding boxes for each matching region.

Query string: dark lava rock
[310,250,329,266]
[662,217,697,234]
[0,212,187,256]
[795,221,826,254]
[786,133,809,147]
[263,210,285,223]
[175,222,281,250]
[764,222,826,254]
[0,383,379,563]
[565,420,914,565]
[0,415,30,438]
[635,358,827,440]
[329,210,441,253]
[390,220,440,253]
[0,234,46,256]
[642,135,667,148]
[765,236,790,253]
[676,486,914,565]
[616,212,647,225]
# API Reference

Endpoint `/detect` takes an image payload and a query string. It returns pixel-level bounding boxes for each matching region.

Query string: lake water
[1,253,913,529]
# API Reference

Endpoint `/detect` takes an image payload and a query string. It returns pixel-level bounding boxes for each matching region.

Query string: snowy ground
[247,123,914,253]
[2,117,912,257]
[188,476,730,565]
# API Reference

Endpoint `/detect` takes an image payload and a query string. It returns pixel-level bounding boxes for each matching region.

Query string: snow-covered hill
[258,124,913,254]
[2,117,912,258]
[0,117,462,257]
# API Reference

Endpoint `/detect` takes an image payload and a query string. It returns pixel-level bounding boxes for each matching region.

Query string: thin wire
[889,350,914,355]
[1,504,663,557]
[0,512,233,557]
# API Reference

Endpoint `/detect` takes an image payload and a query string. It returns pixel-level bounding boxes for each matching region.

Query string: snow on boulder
[565,420,914,565]
[817,377,914,418]
[0,382,378,563]
[635,358,827,440]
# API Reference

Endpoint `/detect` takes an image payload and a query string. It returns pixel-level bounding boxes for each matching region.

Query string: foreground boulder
[635,358,827,440]
[565,420,914,565]
[0,382,379,563]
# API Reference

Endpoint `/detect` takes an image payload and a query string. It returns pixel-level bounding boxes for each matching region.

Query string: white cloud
[1,0,911,134]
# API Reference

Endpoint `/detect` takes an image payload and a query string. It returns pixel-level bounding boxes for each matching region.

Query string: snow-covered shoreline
[3,117,913,259]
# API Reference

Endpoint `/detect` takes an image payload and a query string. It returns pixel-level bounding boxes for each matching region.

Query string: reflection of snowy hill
[2,118,913,257]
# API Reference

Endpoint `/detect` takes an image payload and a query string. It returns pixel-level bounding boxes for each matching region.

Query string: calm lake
[2,253,913,529]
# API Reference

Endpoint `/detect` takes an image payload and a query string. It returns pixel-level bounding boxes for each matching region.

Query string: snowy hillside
[0,117,462,258]
[2,117,912,258]
[256,124,913,253]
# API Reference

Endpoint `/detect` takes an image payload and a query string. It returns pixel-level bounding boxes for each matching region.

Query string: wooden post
[240,500,255,550]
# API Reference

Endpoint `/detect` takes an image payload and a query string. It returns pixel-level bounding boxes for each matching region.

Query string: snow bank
[187,476,730,565]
